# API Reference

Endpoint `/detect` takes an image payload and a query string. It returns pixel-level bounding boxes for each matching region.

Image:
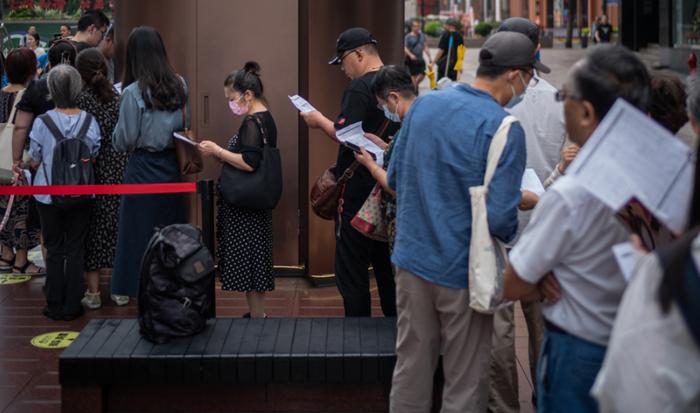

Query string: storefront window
[675,0,700,46]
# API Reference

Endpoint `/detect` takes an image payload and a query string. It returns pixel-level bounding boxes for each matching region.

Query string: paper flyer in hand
[335,121,386,167]
[566,99,693,233]
[521,168,545,196]
[173,132,198,146]
[288,95,317,113]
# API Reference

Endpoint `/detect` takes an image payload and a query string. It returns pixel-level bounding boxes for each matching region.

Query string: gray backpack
[39,112,95,208]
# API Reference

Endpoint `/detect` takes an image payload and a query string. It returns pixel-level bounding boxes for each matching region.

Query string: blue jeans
[536,327,606,413]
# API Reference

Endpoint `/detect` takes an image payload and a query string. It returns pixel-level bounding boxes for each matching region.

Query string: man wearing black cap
[301,27,399,318]
[433,19,464,81]
[487,17,564,413]
[386,31,536,412]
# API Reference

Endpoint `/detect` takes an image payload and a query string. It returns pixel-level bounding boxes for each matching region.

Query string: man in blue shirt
[387,31,539,412]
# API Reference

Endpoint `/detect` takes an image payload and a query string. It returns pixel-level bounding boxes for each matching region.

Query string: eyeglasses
[554,88,584,102]
[338,49,359,64]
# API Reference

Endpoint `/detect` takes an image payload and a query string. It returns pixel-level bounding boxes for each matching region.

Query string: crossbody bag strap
[483,115,517,187]
[7,88,25,125]
[250,114,269,146]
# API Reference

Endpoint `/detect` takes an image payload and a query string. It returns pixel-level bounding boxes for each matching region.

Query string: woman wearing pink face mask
[199,61,277,319]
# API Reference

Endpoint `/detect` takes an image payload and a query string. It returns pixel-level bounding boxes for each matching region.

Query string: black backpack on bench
[138,224,215,344]
[39,112,95,209]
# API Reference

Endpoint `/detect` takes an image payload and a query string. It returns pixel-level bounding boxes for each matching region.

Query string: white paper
[335,121,385,167]
[612,242,643,282]
[521,168,545,196]
[288,95,317,113]
[114,82,122,95]
[567,99,693,233]
[173,132,197,146]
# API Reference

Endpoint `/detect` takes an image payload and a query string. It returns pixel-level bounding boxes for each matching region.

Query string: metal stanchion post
[198,179,216,318]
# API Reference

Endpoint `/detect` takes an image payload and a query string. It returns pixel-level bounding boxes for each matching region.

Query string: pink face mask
[228,97,248,116]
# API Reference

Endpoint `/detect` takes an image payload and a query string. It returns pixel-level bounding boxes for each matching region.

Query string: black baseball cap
[328,27,378,65]
[494,17,551,73]
[479,31,550,74]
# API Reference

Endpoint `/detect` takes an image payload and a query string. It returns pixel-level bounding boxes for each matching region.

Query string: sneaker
[81,291,102,310]
[111,294,130,306]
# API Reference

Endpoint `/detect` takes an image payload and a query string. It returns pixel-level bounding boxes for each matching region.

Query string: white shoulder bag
[468,115,516,314]
[0,88,26,184]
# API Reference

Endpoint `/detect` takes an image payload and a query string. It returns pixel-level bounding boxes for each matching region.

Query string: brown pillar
[299,0,404,277]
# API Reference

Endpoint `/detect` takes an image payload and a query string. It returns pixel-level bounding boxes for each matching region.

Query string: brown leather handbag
[173,105,203,175]
[310,119,390,220]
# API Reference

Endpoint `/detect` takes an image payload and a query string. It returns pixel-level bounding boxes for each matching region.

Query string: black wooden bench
[59,317,398,413]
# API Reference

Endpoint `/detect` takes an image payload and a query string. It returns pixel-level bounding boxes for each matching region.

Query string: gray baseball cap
[478,31,550,74]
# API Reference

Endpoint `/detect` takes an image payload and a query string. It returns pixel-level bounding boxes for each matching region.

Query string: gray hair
[47,64,82,108]
[686,73,700,125]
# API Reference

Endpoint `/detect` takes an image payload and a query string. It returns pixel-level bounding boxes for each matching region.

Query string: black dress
[76,89,127,271]
[217,112,276,292]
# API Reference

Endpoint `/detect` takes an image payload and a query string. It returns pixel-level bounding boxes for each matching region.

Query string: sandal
[0,256,14,272]
[13,261,46,276]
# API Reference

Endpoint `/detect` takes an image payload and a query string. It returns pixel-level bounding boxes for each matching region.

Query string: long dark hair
[76,48,115,104]
[122,26,186,111]
[658,141,700,313]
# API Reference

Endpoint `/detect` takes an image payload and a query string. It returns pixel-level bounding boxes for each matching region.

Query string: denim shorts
[536,326,607,413]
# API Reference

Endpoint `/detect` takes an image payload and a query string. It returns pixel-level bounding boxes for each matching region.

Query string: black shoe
[42,306,63,321]
[242,312,251,318]
[63,307,85,321]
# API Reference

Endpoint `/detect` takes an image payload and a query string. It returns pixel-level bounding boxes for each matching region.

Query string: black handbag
[219,115,282,210]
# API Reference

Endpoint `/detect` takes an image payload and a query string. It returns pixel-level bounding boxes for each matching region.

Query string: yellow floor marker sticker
[0,274,31,285]
[31,331,79,349]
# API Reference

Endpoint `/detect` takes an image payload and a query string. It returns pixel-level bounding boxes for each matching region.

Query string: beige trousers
[390,267,494,413]
[487,301,545,412]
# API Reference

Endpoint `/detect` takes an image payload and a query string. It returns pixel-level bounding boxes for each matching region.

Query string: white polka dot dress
[216,131,274,293]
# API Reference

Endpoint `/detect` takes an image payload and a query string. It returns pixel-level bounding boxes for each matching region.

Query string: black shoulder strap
[76,112,93,140]
[38,113,65,142]
[250,114,268,146]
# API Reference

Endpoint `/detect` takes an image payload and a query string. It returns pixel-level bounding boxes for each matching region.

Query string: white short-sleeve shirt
[509,176,629,346]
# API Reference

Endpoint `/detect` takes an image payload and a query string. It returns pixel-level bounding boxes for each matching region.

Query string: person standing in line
[404,19,432,90]
[388,32,537,412]
[594,15,613,44]
[198,62,277,319]
[487,17,558,413]
[110,26,188,306]
[60,25,72,39]
[503,44,651,413]
[433,19,464,81]
[75,48,126,310]
[0,48,43,276]
[26,33,46,60]
[300,27,400,317]
[28,65,101,321]
[71,10,110,53]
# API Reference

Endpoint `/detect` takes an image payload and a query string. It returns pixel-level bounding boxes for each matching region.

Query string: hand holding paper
[289,95,317,113]
[173,132,198,146]
[336,121,386,167]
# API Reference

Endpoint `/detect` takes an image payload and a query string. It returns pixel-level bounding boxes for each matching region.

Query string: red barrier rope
[0,182,197,196]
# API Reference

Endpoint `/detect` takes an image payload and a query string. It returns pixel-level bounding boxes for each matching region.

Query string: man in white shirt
[504,44,651,412]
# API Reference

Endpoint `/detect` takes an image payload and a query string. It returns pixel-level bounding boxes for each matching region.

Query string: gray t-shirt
[509,176,629,346]
[404,31,426,58]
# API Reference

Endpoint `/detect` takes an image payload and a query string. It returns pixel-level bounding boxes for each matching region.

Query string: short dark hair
[572,44,651,119]
[476,61,532,80]
[28,32,40,43]
[5,48,36,85]
[225,61,264,98]
[359,43,378,56]
[77,10,109,32]
[48,39,78,67]
[371,65,416,100]
[649,73,688,134]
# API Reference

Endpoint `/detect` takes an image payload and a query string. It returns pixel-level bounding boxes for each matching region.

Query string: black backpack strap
[38,113,66,142]
[76,112,93,140]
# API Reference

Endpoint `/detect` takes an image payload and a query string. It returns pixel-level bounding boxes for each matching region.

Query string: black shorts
[405,58,427,76]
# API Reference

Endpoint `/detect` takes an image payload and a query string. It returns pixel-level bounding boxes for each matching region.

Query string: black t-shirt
[232,111,277,171]
[334,71,400,218]
[437,31,464,66]
[596,24,613,42]
[16,78,54,118]
[73,41,93,53]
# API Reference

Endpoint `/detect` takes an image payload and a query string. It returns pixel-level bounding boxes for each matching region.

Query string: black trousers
[37,202,90,317]
[335,216,396,317]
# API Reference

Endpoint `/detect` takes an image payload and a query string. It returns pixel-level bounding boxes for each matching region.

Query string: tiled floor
[0,272,534,413]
